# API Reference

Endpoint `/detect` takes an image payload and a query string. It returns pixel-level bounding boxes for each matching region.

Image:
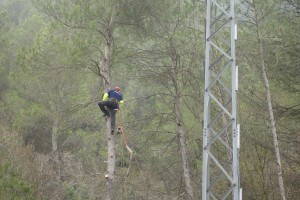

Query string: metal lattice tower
[202,0,241,199]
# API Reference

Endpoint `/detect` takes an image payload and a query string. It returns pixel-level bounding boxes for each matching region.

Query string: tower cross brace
[202,0,240,199]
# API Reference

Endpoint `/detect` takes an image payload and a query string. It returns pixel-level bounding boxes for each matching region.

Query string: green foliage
[0,0,299,199]
[2,89,45,128]
[63,182,76,200]
[0,163,34,200]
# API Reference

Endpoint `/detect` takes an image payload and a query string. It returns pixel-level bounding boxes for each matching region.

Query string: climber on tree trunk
[98,86,124,134]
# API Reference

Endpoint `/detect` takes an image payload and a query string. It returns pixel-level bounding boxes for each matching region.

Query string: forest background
[0,0,299,199]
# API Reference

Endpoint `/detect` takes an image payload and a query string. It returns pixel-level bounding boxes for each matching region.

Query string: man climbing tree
[98,86,124,134]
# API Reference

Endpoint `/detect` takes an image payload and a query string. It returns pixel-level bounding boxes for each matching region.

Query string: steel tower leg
[202,0,240,199]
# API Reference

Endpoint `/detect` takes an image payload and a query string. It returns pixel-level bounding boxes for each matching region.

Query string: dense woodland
[0,0,299,199]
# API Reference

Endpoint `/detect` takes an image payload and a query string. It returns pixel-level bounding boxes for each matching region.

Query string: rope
[117,110,133,176]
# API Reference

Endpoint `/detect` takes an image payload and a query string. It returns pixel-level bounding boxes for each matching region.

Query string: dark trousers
[98,100,118,131]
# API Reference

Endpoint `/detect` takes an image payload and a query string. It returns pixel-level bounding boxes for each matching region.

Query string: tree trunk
[105,117,116,200]
[253,2,286,199]
[101,6,116,200]
[175,98,194,200]
[170,45,194,200]
[50,115,63,200]
[258,39,286,200]
[50,102,61,182]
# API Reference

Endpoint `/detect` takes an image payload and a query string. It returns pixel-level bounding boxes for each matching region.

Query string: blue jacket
[103,89,123,102]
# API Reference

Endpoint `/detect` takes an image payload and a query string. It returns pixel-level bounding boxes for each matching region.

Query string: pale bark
[103,36,115,200]
[175,99,194,200]
[253,1,286,199]
[52,117,58,154]
[50,102,61,182]
[258,40,286,200]
[170,43,194,200]
[100,5,116,200]
[50,101,62,199]
[105,118,116,200]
